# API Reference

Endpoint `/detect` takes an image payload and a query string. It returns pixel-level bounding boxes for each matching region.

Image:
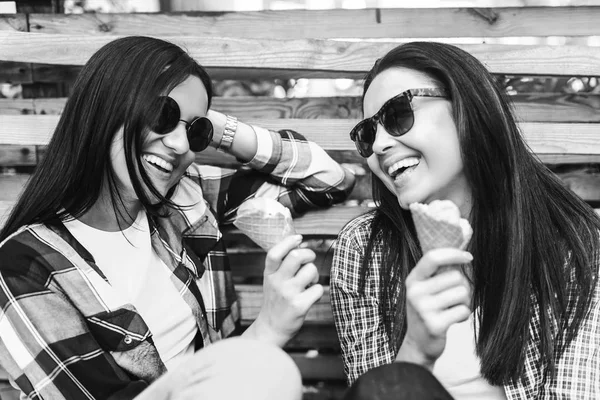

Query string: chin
[396,190,426,210]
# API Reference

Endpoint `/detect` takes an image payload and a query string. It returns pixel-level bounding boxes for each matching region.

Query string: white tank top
[64,210,197,370]
[433,310,507,400]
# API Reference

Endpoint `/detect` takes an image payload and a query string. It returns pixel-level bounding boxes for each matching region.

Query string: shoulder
[331,211,379,286]
[336,211,377,249]
[0,224,59,281]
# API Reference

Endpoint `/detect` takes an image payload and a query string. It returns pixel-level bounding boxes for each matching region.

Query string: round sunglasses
[150,96,214,152]
[349,88,449,158]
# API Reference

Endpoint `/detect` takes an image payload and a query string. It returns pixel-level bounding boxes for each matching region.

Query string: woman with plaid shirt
[0,36,355,399]
[331,42,599,399]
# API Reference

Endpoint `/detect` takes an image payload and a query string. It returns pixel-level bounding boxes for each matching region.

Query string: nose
[371,123,396,155]
[161,122,190,154]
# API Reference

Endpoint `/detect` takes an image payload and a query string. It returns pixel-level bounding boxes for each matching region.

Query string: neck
[78,187,143,232]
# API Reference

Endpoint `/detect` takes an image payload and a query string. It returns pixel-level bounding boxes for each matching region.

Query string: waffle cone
[410,202,472,274]
[233,198,296,251]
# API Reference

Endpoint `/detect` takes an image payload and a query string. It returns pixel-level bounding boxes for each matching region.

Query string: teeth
[143,154,174,172]
[388,157,420,177]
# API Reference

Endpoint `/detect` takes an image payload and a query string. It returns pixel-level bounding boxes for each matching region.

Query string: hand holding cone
[233,198,296,251]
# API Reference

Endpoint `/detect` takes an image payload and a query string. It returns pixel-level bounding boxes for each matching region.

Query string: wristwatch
[218,115,238,152]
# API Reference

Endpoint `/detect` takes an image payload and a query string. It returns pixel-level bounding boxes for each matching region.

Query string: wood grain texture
[2,94,600,123]
[0,61,33,83]
[2,32,600,77]
[0,147,36,167]
[237,284,333,323]
[11,8,600,39]
[0,99,36,115]
[2,115,599,155]
[0,15,27,32]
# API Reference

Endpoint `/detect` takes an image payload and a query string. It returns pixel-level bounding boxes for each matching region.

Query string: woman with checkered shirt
[0,36,355,400]
[331,42,600,399]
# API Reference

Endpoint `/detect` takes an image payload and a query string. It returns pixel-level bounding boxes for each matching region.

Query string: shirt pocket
[86,306,152,352]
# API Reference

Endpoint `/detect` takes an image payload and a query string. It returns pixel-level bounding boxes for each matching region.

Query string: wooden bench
[1,3,600,398]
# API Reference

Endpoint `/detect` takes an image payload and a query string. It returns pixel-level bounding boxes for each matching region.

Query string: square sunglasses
[350,88,449,158]
[150,96,214,152]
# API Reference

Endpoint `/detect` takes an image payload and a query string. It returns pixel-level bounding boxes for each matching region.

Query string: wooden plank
[537,154,600,164]
[2,32,600,77]
[561,169,600,202]
[0,15,27,32]
[2,115,600,155]
[239,322,341,350]
[0,99,36,115]
[511,93,600,123]
[290,353,345,381]
[2,94,600,123]
[0,201,11,227]
[0,174,30,200]
[233,284,333,323]
[18,8,600,39]
[0,61,32,83]
[0,146,37,167]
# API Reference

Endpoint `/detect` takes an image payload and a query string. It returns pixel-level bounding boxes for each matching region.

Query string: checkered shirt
[0,126,355,400]
[330,213,600,399]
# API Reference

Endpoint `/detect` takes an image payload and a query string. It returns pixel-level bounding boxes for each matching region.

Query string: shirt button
[124,335,133,345]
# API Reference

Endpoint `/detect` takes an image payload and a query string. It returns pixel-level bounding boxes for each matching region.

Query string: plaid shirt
[0,127,355,400]
[331,213,600,399]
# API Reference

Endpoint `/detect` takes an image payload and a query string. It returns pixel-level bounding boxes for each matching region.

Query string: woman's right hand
[243,235,324,347]
[395,248,473,370]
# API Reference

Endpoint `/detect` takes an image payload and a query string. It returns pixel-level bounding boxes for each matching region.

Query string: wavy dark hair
[0,36,213,242]
[359,42,600,385]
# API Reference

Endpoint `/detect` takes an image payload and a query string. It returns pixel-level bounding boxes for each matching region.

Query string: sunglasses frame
[153,96,214,152]
[350,87,449,158]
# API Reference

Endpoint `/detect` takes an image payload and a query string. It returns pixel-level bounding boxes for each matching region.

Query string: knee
[208,338,303,399]
[345,362,451,400]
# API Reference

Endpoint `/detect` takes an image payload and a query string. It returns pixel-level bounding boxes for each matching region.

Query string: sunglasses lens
[187,117,214,152]
[351,121,375,158]
[382,95,414,136]
[152,96,180,134]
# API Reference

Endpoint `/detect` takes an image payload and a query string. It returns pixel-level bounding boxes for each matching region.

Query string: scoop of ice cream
[409,200,473,274]
[233,197,296,251]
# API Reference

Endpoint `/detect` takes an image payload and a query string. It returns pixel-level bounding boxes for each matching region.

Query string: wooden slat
[10,8,600,39]
[0,99,36,115]
[537,154,600,164]
[0,201,11,227]
[511,93,600,123]
[2,115,600,155]
[237,284,333,324]
[561,169,600,202]
[239,322,341,350]
[0,174,30,200]
[290,353,345,381]
[3,94,600,123]
[2,32,600,77]
[0,146,37,166]
[0,61,33,83]
[0,15,26,32]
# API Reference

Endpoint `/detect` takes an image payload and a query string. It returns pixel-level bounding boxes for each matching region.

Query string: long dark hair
[0,36,213,242]
[359,42,600,385]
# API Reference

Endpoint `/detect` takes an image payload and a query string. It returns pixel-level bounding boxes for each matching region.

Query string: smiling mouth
[142,154,174,174]
[388,157,420,179]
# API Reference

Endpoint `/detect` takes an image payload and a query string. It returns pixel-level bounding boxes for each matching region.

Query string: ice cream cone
[233,198,296,251]
[409,201,472,274]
